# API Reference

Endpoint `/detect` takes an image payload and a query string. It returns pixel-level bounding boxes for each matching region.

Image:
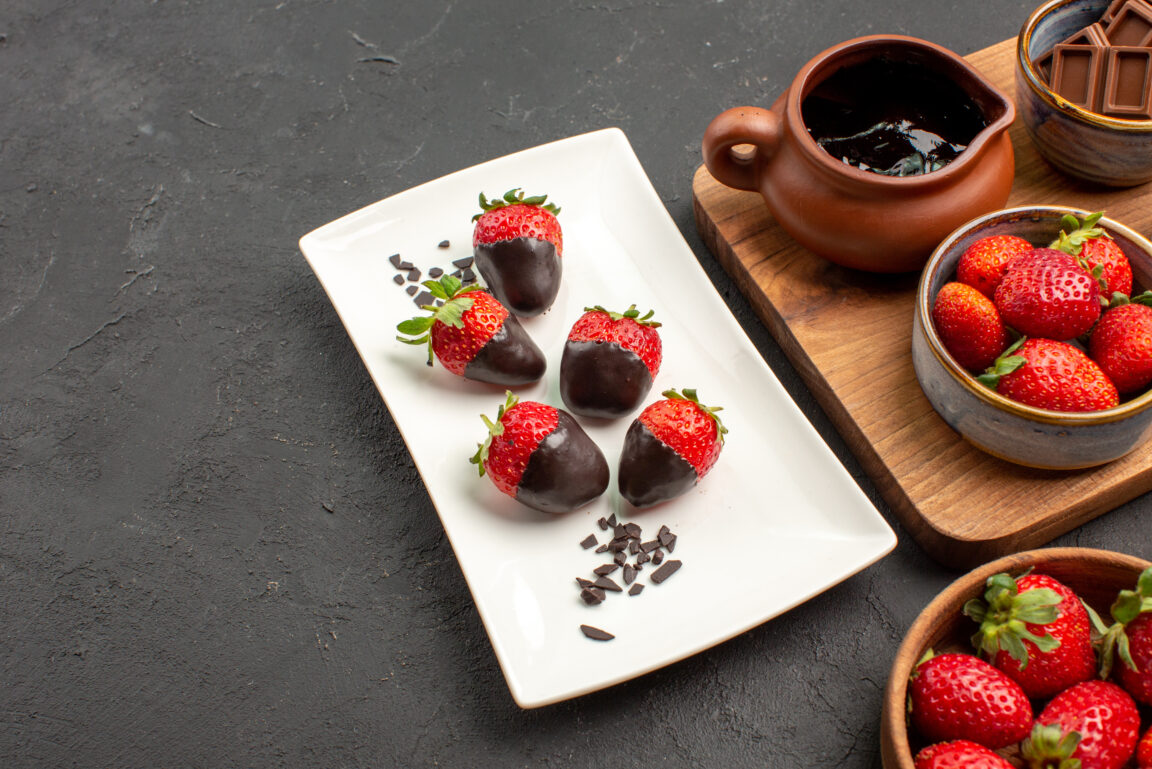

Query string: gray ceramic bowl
[912,206,1152,469]
[1017,0,1152,186]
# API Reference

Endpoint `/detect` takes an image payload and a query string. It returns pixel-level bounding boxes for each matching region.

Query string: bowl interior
[880,548,1152,769]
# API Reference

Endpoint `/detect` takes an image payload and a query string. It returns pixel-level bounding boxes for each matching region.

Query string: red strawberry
[470,392,608,514]
[560,305,663,418]
[396,275,546,385]
[617,388,726,508]
[472,188,563,317]
[1097,566,1152,705]
[1051,211,1133,298]
[914,740,1015,769]
[931,282,1010,371]
[1138,724,1152,769]
[1089,299,1152,394]
[994,247,1102,340]
[1023,680,1140,769]
[907,651,1033,749]
[978,337,1119,412]
[963,571,1096,699]
[956,233,1033,298]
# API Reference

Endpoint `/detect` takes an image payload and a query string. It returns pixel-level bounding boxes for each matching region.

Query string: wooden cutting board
[692,37,1152,570]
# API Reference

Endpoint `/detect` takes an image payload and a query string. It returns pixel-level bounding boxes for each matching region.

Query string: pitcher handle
[701,106,781,192]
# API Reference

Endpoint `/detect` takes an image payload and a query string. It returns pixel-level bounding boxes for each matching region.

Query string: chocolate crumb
[413,290,435,307]
[607,513,617,527]
[624,523,642,539]
[452,257,474,269]
[438,239,450,248]
[594,544,608,554]
[629,540,640,555]
[650,559,681,584]
[461,268,476,282]
[593,576,623,592]
[652,550,664,565]
[407,267,421,282]
[665,534,677,552]
[613,551,627,566]
[658,530,674,547]
[597,517,609,531]
[397,259,415,271]
[389,253,403,268]
[428,266,444,278]
[576,577,594,588]
[580,624,614,641]
[593,563,618,576]
[623,564,636,585]
[628,583,644,596]
[406,285,418,296]
[641,539,660,553]
[451,269,463,279]
[580,587,605,605]
[636,551,650,565]
[580,534,597,550]
[392,274,405,285]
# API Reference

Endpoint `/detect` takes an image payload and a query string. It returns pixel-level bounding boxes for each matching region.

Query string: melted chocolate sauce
[473,237,561,318]
[517,410,609,514]
[617,421,698,509]
[559,340,653,419]
[464,314,546,385]
[802,57,988,176]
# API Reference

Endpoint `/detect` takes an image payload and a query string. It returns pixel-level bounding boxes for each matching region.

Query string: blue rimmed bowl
[1017,0,1152,186]
[912,205,1152,469]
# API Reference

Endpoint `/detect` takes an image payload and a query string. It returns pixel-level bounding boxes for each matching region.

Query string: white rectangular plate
[299,128,896,708]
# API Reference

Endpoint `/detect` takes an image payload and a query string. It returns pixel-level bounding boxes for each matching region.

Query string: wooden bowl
[880,547,1152,769]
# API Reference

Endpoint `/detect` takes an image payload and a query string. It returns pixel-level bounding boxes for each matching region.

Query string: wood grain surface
[692,37,1152,569]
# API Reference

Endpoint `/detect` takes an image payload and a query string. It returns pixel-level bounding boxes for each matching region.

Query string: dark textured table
[4,2,1150,767]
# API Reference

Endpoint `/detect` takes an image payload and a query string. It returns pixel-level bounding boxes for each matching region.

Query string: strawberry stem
[963,571,1062,667]
[662,388,728,443]
[473,188,560,221]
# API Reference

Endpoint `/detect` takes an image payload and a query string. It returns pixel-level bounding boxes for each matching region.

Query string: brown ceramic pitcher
[702,35,1016,273]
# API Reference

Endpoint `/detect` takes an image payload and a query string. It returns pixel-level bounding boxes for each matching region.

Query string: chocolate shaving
[640,540,660,553]
[613,550,627,565]
[622,564,636,585]
[597,517,609,530]
[652,550,664,565]
[428,266,444,278]
[593,563,618,576]
[438,240,450,248]
[396,259,414,271]
[607,513,617,527]
[580,587,605,605]
[594,544,608,554]
[580,534,597,550]
[593,576,622,592]
[405,285,418,296]
[388,253,403,268]
[392,274,405,285]
[452,257,473,269]
[580,624,614,641]
[406,267,421,282]
[413,290,434,307]
[624,523,642,539]
[628,583,644,596]
[650,559,681,584]
[576,577,594,588]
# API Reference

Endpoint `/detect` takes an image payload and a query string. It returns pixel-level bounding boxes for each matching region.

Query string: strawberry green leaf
[474,187,561,220]
[964,572,1062,666]
[584,304,662,328]
[1021,722,1082,767]
[662,387,728,442]
[469,391,517,476]
[1050,211,1108,257]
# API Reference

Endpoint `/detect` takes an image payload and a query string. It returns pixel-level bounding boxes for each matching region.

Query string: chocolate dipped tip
[516,410,609,514]
[463,313,546,386]
[559,340,654,419]
[617,420,699,508]
[473,237,562,318]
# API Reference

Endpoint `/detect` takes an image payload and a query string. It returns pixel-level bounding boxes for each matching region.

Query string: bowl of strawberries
[912,205,1152,468]
[881,547,1152,769]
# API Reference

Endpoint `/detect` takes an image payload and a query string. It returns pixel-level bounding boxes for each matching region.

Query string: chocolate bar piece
[1105,0,1152,45]
[1061,21,1109,47]
[1051,43,1107,110]
[1103,46,1152,117]
[1103,0,1132,24]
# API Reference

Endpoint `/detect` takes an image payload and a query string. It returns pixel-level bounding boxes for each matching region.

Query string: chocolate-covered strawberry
[471,392,608,514]
[560,305,662,418]
[618,388,726,508]
[472,188,562,317]
[396,275,545,386]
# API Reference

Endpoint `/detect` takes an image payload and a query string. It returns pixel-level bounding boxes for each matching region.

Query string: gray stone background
[3,1,1148,767]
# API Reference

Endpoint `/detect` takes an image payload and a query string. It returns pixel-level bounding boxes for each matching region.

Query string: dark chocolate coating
[473,237,561,318]
[617,420,698,508]
[559,340,653,419]
[463,314,546,385]
[516,410,609,514]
